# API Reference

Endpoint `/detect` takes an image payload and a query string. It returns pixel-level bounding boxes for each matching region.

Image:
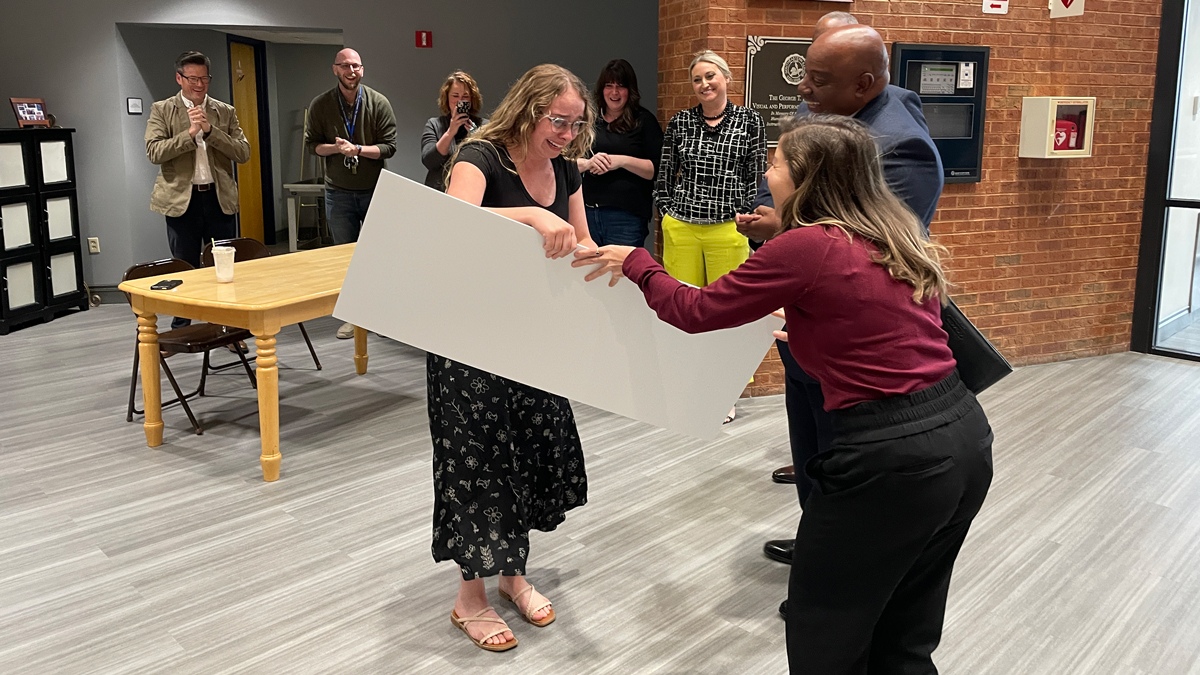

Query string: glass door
[1133,0,1200,359]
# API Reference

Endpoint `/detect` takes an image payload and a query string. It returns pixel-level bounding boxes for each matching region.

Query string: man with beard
[305,47,397,339]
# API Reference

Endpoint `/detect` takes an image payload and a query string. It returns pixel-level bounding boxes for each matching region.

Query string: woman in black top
[578,59,663,248]
[421,70,484,191]
[433,64,598,652]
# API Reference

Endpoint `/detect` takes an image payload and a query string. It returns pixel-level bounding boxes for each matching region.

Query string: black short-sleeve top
[454,141,582,221]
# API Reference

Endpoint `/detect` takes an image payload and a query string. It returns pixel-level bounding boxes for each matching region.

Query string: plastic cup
[212,246,235,283]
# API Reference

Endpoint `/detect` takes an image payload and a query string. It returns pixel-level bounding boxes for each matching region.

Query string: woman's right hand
[527,209,578,259]
[448,112,472,134]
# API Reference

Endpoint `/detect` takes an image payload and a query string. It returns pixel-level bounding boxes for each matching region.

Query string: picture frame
[127,97,143,115]
[10,98,50,128]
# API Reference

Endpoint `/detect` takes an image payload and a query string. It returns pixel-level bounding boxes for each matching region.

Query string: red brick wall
[658,0,1161,396]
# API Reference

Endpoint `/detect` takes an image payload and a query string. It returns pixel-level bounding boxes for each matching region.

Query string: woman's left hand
[572,245,635,287]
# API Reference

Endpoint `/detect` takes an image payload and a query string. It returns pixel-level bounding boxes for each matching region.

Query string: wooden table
[118,244,366,481]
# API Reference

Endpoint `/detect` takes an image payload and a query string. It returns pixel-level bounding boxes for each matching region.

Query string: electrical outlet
[87,237,100,254]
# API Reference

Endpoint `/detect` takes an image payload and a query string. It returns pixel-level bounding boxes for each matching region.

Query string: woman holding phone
[422,70,485,191]
[575,115,993,674]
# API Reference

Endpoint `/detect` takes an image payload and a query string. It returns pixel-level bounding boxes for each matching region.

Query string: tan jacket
[145,93,250,217]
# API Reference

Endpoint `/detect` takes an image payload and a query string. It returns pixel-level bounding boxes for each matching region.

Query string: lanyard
[340,87,362,141]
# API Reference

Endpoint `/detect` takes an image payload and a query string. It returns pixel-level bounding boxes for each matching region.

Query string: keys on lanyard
[341,87,363,175]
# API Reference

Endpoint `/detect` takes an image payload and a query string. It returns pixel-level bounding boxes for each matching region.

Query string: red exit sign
[415,31,432,48]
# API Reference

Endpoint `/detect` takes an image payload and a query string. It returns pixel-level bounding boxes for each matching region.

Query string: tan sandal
[450,606,518,652]
[498,584,556,627]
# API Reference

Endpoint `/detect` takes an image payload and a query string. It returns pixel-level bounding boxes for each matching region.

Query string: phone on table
[150,279,183,291]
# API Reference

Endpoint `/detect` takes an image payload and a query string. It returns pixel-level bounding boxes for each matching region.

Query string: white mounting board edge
[335,171,780,440]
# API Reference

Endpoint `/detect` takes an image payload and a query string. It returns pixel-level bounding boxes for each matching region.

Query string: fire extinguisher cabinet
[1018,97,1096,159]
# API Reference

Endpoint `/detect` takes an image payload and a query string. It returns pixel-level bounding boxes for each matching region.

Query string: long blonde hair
[775,115,948,304]
[450,64,595,178]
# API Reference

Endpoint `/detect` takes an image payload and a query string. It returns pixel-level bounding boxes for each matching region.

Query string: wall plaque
[746,36,812,147]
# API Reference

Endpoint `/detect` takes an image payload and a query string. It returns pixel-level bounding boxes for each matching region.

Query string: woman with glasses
[657,50,767,423]
[578,59,663,247]
[422,71,485,192]
[431,64,597,653]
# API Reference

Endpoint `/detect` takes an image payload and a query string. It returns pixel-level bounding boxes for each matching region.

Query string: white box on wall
[1018,96,1097,158]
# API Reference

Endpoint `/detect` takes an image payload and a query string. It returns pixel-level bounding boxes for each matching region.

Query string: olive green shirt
[304,84,397,192]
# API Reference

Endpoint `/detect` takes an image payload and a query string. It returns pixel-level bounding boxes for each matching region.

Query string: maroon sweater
[623,225,956,411]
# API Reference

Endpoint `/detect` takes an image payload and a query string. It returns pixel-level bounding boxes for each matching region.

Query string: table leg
[287,194,298,253]
[255,332,281,481]
[137,313,164,446]
[354,326,368,375]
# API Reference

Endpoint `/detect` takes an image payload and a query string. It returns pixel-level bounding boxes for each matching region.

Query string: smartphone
[456,100,471,115]
[150,279,183,291]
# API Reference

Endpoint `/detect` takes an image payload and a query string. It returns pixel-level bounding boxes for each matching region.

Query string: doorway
[117,24,343,256]
[1133,0,1200,360]
[229,36,272,244]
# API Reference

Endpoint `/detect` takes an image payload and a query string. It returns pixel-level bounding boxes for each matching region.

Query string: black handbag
[941,298,1012,393]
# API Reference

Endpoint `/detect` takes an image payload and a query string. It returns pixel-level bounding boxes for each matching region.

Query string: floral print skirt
[427,353,587,580]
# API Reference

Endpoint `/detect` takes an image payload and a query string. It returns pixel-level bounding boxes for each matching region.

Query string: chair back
[121,258,195,306]
[200,237,270,267]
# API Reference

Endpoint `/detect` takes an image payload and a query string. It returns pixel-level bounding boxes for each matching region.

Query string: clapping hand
[187,105,209,137]
[572,246,634,287]
[334,137,360,156]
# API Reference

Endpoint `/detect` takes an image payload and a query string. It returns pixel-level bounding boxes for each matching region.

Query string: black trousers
[778,338,835,508]
[787,371,994,675]
[165,187,236,328]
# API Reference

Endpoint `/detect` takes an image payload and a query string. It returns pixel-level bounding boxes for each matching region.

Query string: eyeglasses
[180,75,212,85]
[335,63,364,71]
[542,115,588,135]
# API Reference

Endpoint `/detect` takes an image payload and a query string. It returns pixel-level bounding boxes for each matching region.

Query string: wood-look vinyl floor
[2,306,1200,674]
[1159,318,1200,355]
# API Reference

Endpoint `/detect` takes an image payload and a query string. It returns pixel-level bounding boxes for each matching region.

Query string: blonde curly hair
[451,64,595,177]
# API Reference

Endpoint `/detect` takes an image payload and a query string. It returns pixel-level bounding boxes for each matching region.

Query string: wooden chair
[123,258,256,435]
[201,238,322,370]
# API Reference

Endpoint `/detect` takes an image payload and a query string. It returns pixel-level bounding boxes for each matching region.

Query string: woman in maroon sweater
[575,116,993,674]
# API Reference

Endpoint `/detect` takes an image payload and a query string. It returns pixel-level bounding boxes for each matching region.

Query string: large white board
[334,171,779,439]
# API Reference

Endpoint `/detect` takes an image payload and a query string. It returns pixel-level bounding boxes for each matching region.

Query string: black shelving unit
[0,128,87,335]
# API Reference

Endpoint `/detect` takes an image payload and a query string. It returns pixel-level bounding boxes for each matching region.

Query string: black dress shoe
[772,464,796,484]
[779,600,788,620]
[763,539,795,564]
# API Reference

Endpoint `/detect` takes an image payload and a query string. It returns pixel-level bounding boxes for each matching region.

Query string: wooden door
[230,41,264,243]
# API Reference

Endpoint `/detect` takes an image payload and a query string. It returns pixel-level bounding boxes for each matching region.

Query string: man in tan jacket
[145,50,250,328]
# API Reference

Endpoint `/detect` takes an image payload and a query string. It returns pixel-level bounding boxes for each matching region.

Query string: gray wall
[115,25,232,269]
[270,43,343,220]
[0,0,658,287]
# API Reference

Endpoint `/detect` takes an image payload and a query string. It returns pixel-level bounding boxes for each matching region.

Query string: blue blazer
[752,85,943,234]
